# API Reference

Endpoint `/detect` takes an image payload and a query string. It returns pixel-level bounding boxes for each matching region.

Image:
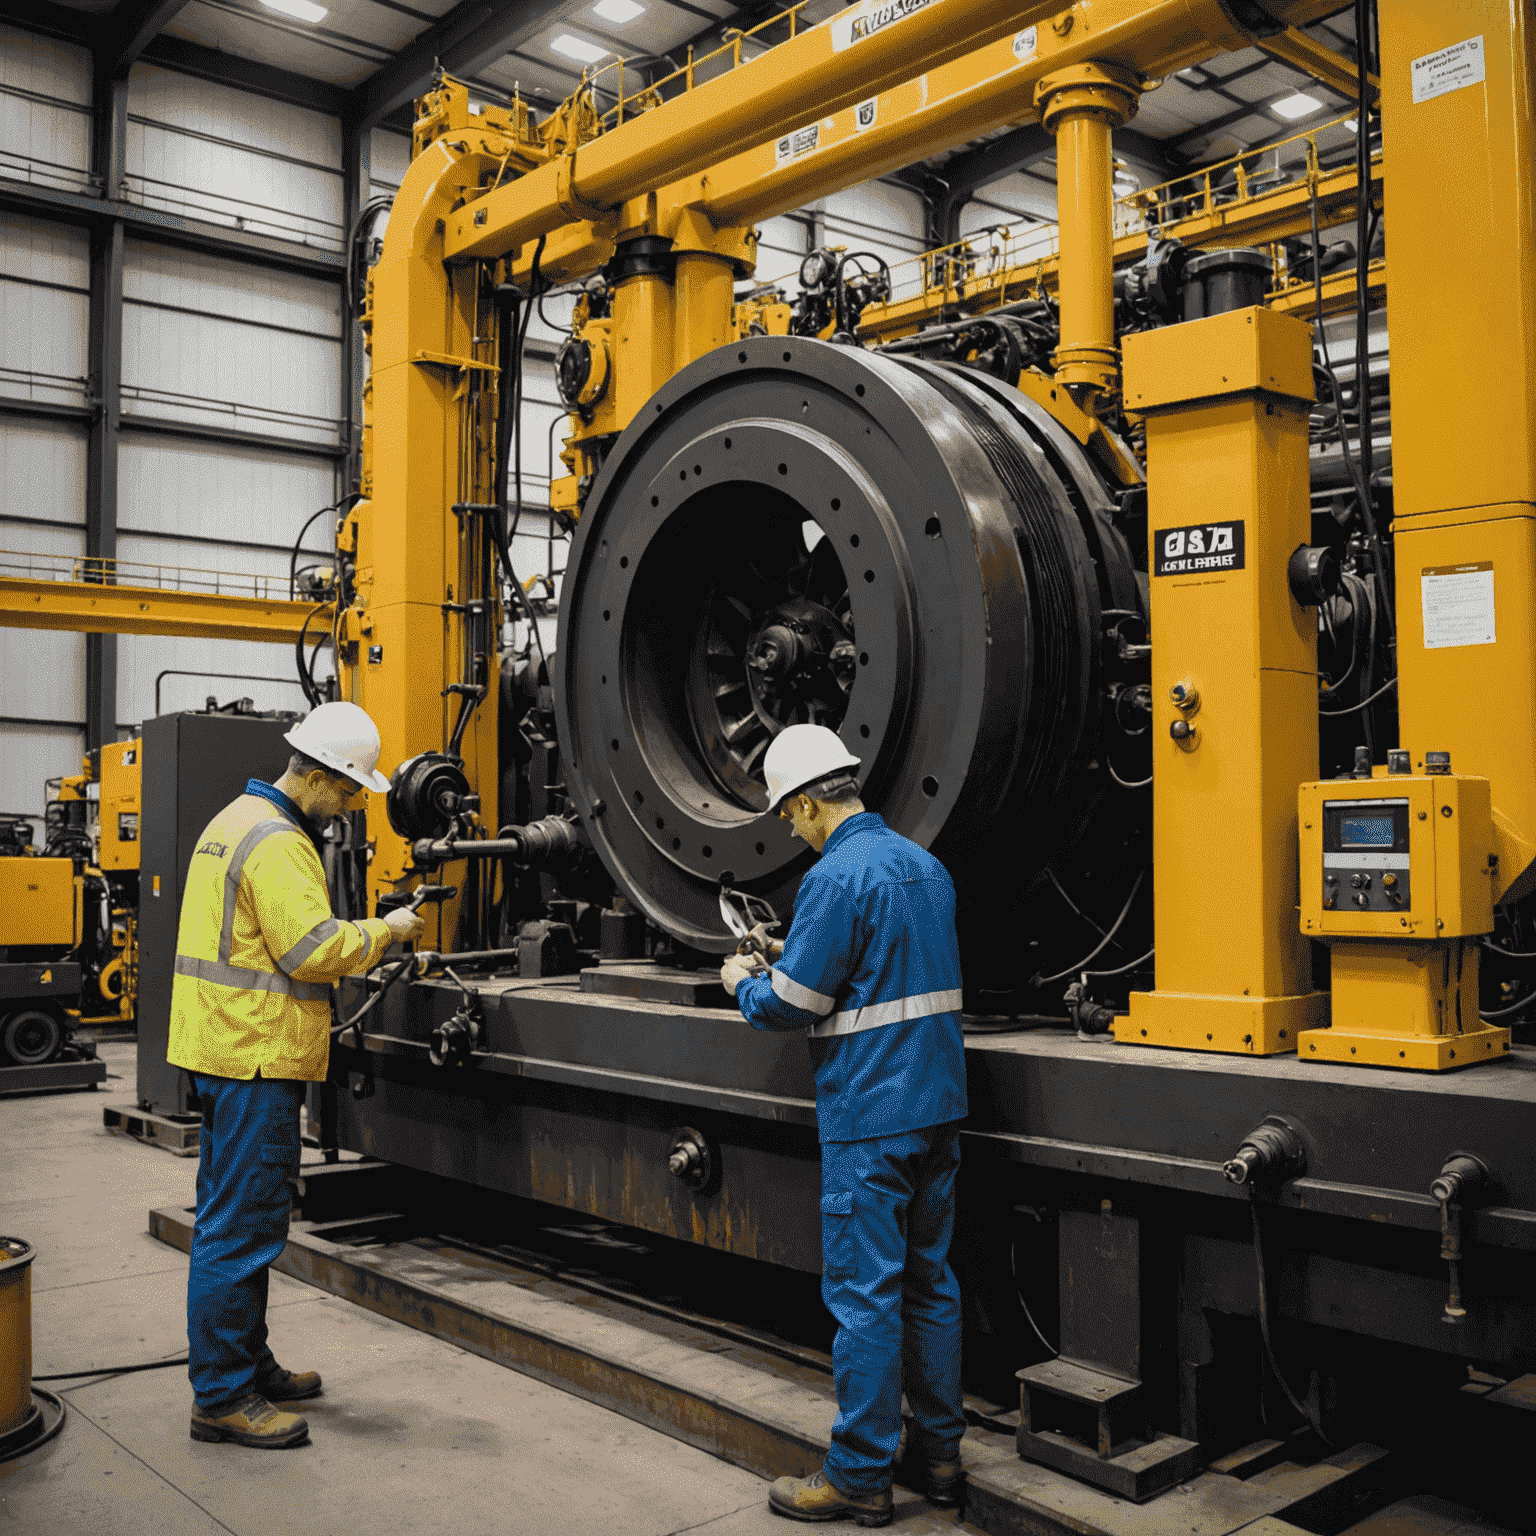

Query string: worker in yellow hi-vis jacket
[167,701,424,1450]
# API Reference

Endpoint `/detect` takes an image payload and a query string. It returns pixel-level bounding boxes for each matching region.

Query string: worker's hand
[720,952,758,997]
[746,923,784,962]
[383,906,426,946]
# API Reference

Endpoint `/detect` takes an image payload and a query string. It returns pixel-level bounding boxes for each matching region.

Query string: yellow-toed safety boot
[255,1364,323,1402]
[767,1468,893,1526]
[190,1393,309,1448]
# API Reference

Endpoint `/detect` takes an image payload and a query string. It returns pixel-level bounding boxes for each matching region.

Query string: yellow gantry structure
[345,0,1354,906]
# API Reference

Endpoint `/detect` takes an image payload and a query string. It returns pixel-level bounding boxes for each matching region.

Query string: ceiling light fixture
[593,0,646,22]
[259,0,329,21]
[551,32,608,63]
[1271,91,1322,120]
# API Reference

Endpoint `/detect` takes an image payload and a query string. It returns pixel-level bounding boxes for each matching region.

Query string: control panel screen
[1340,814,1395,848]
[1321,797,1411,914]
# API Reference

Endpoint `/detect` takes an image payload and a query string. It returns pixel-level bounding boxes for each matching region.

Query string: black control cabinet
[136,713,293,1112]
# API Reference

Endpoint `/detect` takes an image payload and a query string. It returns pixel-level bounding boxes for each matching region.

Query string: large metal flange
[1033,61,1142,133]
[555,338,1141,968]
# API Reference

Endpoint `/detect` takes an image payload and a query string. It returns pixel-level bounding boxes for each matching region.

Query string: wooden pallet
[103,1104,200,1157]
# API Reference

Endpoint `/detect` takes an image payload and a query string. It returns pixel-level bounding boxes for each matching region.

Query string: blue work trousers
[186,1072,305,1412]
[819,1122,965,1497]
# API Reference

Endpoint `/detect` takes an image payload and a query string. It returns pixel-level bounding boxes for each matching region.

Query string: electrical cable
[1106,760,1152,789]
[1082,945,1154,980]
[1480,940,1536,962]
[1248,1193,1333,1445]
[1047,869,1106,938]
[0,1387,65,1464]
[1307,163,1393,649]
[1318,674,1396,715]
[1009,1234,1059,1358]
[34,1355,187,1381]
[294,601,332,708]
[492,237,550,676]
[1033,870,1145,985]
[1479,990,1536,1021]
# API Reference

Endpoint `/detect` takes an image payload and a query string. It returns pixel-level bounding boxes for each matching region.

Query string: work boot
[913,1458,963,1506]
[767,1468,893,1526]
[254,1363,323,1402]
[190,1393,309,1448]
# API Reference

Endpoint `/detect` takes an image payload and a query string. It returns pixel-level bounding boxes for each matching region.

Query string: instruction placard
[1411,35,1485,105]
[1422,562,1496,649]
[774,122,820,167]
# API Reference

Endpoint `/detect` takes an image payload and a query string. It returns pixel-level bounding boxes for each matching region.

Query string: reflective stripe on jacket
[167,791,391,1081]
[735,811,967,1143]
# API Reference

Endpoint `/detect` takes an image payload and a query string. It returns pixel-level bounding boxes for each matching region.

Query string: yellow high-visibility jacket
[167,791,391,1081]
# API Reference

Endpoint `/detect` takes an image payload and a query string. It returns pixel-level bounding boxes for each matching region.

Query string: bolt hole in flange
[554,338,1147,977]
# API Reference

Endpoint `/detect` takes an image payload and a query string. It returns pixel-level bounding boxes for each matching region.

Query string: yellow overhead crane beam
[0,575,327,644]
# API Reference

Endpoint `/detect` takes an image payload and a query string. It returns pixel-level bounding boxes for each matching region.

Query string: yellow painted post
[673,252,735,371]
[1117,307,1329,1056]
[1034,63,1140,407]
[1378,0,1536,903]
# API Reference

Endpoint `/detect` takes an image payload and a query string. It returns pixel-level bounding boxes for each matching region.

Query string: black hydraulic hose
[492,239,550,675]
[35,1355,187,1381]
[0,1387,65,1464]
[335,950,417,1035]
[1353,0,1375,496]
[1249,1193,1333,1444]
[294,601,331,708]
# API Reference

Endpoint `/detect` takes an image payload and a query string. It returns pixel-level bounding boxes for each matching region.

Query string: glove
[383,906,426,945]
[746,922,784,962]
[720,952,758,997]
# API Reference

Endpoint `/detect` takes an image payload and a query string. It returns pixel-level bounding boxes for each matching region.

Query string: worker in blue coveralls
[720,723,968,1528]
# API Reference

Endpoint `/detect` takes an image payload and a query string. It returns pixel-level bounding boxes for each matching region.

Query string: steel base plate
[1298,1022,1513,1071]
[1119,990,1328,1056]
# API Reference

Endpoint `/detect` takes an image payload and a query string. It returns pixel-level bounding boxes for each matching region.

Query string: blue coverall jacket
[735,811,968,1140]
[735,811,968,1493]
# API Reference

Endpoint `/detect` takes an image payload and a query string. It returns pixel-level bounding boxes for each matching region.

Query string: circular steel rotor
[554,337,1143,963]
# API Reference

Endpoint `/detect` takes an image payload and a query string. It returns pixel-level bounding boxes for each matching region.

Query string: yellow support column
[1378,1,1536,904]
[1035,63,1140,406]
[1118,307,1329,1055]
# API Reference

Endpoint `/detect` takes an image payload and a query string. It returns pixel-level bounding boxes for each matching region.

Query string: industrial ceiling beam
[140,35,352,117]
[103,0,191,74]
[347,0,578,131]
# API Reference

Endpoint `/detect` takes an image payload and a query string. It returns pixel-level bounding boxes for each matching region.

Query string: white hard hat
[763,724,862,813]
[283,702,391,793]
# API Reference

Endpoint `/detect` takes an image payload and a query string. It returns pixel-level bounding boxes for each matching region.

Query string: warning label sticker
[1422,561,1496,649]
[1411,35,1485,105]
[830,0,936,52]
[1013,26,1036,62]
[1153,520,1245,577]
[854,97,878,131]
[774,122,820,167]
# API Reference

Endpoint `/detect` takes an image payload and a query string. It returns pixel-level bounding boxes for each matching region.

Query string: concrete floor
[0,1043,828,1536]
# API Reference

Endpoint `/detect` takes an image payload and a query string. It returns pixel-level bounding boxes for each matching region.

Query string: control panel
[1298,763,1496,940]
[1321,797,1410,913]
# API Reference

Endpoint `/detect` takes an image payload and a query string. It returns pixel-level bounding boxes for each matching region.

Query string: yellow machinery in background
[0,740,140,1065]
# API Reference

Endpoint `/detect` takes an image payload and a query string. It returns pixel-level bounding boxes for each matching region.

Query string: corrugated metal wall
[0,30,934,822]
[0,38,342,825]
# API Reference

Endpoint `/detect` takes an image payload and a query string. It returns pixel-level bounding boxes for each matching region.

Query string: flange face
[555,338,1120,956]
